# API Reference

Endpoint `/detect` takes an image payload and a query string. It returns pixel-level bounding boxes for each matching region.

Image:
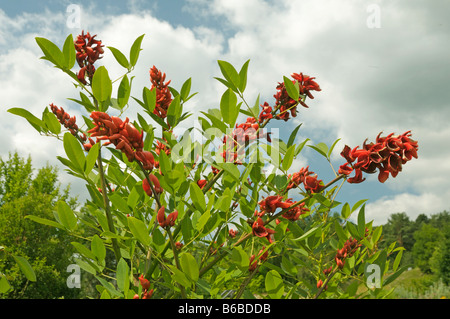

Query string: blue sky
[1,0,449,225]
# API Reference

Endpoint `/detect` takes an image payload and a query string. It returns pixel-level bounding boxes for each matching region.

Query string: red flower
[149,66,173,120]
[135,150,155,171]
[229,228,238,238]
[259,195,292,215]
[197,179,207,190]
[74,31,104,84]
[340,131,418,184]
[286,166,323,193]
[142,174,163,197]
[252,217,275,243]
[291,72,321,102]
[281,201,309,221]
[157,206,178,228]
[303,174,323,193]
[259,102,273,123]
[49,103,86,142]
[139,274,151,290]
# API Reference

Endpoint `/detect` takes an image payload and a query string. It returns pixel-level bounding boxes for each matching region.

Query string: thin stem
[234,265,260,299]
[313,267,338,299]
[167,228,187,298]
[97,148,121,261]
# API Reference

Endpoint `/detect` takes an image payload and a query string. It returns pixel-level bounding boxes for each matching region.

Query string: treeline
[380,210,450,284]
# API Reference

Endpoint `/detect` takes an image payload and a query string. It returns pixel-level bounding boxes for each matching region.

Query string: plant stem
[97,148,121,261]
[313,267,338,299]
[234,265,260,299]
[167,228,187,298]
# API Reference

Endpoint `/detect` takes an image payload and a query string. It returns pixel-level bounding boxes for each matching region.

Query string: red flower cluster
[258,102,273,123]
[335,238,361,269]
[258,196,309,221]
[222,117,270,164]
[249,246,269,272]
[149,66,173,119]
[157,206,178,228]
[74,31,104,85]
[133,275,154,299]
[50,103,87,142]
[339,131,419,184]
[228,228,238,238]
[286,166,323,193]
[258,195,292,215]
[272,73,321,121]
[252,217,275,244]
[86,112,154,170]
[281,201,310,221]
[142,174,163,197]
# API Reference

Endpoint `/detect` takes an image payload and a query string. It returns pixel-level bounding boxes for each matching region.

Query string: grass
[379,268,449,299]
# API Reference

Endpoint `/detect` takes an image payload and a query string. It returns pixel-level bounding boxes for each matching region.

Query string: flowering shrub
[8,31,419,299]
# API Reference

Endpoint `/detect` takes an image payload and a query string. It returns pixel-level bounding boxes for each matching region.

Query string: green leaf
[13,255,36,282]
[43,110,61,134]
[307,142,329,159]
[96,276,123,298]
[265,270,284,299]
[383,265,408,286]
[180,253,199,282]
[62,34,75,69]
[238,59,250,93]
[195,209,211,232]
[217,60,240,92]
[8,107,45,132]
[328,138,341,158]
[180,77,192,101]
[117,74,131,109]
[295,138,310,156]
[357,205,366,237]
[189,182,206,212]
[293,226,320,242]
[282,144,296,171]
[71,242,96,260]
[109,192,131,214]
[25,215,61,229]
[287,123,302,148]
[393,249,403,272]
[129,34,145,67]
[91,235,106,264]
[84,142,99,175]
[231,246,249,268]
[334,220,348,242]
[35,37,65,68]
[167,94,182,127]
[283,76,299,101]
[220,88,238,127]
[116,258,130,292]
[63,132,85,172]
[57,200,77,231]
[107,46,130,69]
[341,202,351,219]
[92,66,112,103]
[167,265,191,288]
[142,86,156,113]
[0,275,11,294]
[127,217,150,246]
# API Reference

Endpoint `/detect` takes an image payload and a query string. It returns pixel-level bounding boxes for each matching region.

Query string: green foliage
[0,152,80,298]
[5,32,418,300]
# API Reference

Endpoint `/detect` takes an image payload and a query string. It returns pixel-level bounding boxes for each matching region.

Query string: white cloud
[365,191,450,226]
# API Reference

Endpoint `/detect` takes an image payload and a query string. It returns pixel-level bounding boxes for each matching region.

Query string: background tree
[0,152,81,298]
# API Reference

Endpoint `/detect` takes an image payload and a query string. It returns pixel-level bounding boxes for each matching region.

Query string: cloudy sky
[1,0,449,225]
